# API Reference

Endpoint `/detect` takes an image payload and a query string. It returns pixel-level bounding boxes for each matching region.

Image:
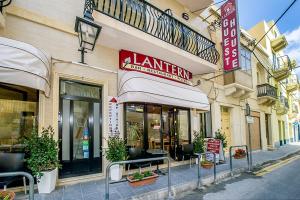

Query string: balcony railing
[0,0,12,13]
[257,84,277,99]
[274,55,295,71]
[94,0,220,64]
[279,95,289,109]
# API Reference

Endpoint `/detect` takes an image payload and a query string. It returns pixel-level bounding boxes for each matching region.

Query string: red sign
[206,138,221,154]
[221,0,240,72]
[119,50,192,84]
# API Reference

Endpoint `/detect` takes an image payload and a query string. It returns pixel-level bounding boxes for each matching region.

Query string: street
[178,155,300,200]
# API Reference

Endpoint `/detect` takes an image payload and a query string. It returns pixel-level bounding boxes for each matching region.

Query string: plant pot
[127,173,158,187]
[0,190,15,200]
[234,154,246,159]
[201,162,213,169]
[37,168,57,194]
[110,164,123,181]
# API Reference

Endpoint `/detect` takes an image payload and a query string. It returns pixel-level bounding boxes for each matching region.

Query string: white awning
[0,37,51,96]
[118,71,210,111]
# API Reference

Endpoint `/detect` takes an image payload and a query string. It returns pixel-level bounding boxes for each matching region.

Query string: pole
[248,122,253,170]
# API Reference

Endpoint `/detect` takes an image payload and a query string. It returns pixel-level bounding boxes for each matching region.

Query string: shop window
[147,105,161,149]
[177,109,189,145]
[198,112,212,137]
[0,83,38,152]
[125,103,145,148]
[240,46,251,74]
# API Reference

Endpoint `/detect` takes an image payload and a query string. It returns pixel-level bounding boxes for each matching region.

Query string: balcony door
[59,81,102,178]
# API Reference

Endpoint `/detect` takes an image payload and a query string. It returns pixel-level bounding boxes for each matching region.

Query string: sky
[216,0,300,74]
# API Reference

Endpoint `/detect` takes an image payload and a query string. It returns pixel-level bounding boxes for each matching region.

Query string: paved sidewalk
[23,143,300,200]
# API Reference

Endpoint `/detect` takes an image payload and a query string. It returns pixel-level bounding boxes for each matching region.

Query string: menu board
[108,97,119,136]
[205,138,224,163]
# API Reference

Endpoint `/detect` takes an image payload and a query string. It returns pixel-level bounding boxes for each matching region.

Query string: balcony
[272,55,296,81]
[176,0,213,13]
[224,70,253,99]
[271,35,288,52]
[276,96,289,115]
[286,75,299,93]
[257,83,277,105]
[0,0,12,28]
[92,0,220,74]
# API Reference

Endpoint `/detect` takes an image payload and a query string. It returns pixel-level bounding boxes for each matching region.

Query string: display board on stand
[205,138,225,163]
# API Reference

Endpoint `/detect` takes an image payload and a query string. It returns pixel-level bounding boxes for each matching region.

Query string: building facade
[0,0,299,186]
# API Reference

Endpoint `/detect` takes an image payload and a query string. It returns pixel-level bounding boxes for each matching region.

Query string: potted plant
[24,126,61,194]
[127,171,158,187]
[105,136,127,181]
[214,129,227,149]
[201,159,214,169]
[193,131,205,164]
[0,191,15,200]
[233,148,246,159]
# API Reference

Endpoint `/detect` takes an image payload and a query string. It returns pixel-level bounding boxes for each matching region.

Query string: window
[240,46,251,74]
[198,111,212,137]
[273,53,279,70]
[0,83,38,152]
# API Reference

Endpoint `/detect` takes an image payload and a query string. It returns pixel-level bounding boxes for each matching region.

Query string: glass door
[59,80,102,178]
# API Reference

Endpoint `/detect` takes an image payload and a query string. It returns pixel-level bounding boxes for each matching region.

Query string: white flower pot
[110,164,123,181]
[37,168,57,194]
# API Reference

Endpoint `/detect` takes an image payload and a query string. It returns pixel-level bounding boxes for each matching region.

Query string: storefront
[0,37,50,152]
[118,50,210,161]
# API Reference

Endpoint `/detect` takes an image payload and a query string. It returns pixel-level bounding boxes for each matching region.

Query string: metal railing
[105,157,171,200]
[279,95,289,109]
[274,55,293,71]
[257,83,277,99]
[94,0,220,64]
[0,171,34,200]
[229,145,250,176]
[194,152,216,188]
[0,0,12,13]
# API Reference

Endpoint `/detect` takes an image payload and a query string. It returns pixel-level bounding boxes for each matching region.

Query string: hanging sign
[108,97,119,136]
[221,0,241,72]
[205,138,225,163]
[119,50,192,85]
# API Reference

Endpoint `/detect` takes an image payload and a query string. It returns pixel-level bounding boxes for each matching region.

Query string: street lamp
[74,0,102,64]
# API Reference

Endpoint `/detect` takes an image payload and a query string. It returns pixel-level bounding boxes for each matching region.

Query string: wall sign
[221,0,241,72]
[108,97,119,136]
[119,50,192,85]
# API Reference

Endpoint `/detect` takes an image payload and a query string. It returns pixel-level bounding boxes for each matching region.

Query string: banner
[119,50,192,85]
[108,97,119,136]
[221,0,241,72]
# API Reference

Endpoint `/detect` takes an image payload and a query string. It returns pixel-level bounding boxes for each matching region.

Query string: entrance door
[246,112,261,150]
[221,107,231,150]
[166,107,190,160]
[59,81,102,178]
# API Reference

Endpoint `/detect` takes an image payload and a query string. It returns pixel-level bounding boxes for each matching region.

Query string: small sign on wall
[108,96,119,136]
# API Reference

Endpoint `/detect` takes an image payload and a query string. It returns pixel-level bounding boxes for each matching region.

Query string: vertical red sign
[221,0,240,72]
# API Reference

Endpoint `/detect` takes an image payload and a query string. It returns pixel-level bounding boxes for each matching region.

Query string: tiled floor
[17,143,300,200]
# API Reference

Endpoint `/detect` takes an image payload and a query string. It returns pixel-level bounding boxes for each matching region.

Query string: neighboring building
[0,0,299,187]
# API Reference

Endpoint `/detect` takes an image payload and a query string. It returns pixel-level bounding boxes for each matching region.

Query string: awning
[0,37,51,96]
[118,71,210,111]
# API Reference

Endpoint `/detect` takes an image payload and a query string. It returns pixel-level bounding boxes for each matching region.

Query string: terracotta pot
[234,154,246,159]
[127,173,158,187]
[0,190,15,200]
[201,162,213,169]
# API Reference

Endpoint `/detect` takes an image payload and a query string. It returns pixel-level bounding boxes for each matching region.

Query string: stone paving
[18,143,300,200]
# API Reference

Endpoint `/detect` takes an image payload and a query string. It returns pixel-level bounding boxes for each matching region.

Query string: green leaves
[193,131,205,153]
[24,126,61,179]
[215,129,228,148]
[105,136,127,162]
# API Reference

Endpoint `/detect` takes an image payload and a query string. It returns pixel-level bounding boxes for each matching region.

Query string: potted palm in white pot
[24,126,61,194]
[105,136,127,181]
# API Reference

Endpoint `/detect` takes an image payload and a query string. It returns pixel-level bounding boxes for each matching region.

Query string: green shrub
[193,131,205,153]
[214,129,227,148]
[24,126,61,179]
[105,136,127,162]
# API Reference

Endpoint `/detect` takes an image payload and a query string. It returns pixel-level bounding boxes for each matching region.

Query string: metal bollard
[229,145,250,176]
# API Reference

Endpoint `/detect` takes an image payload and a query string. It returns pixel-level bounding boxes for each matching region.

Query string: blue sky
[217,0,300,73]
